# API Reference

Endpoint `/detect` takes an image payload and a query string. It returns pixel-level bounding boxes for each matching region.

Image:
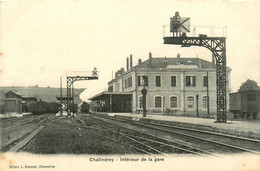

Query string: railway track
[1,115,48,130]
[0,114,51,152]
[73,117,158,156]
[0,115,42,128]
[82,113,260,155]
[77,114,216,157]
[46,115,146,155]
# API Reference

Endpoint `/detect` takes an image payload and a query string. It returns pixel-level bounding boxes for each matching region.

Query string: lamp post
[196,93,199,117]
[141,76,147,117]
[206,71,210,116]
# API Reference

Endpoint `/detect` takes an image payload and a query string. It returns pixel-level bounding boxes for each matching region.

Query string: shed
[5,90,22,114]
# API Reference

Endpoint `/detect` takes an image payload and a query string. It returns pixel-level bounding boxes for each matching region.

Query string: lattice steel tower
[164,12,227,122]
[66,68,98,116]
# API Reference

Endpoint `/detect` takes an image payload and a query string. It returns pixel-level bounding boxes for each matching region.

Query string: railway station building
[89,53,231,115]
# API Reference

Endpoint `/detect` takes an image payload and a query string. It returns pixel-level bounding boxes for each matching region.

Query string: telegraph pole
[60,77,63,115]
[72,83,74,115]
[196,93,199,117]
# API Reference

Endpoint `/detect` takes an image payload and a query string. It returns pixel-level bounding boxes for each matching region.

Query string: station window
[171,76,176,87]
[170,97,177,108]
[186,76,196,87]
[247,94,256,101]
[202,96,208,108]
[203,76,208,87]
[138,76,148,87]
[187,96,194,108]
[155,96,162,108]
[108,86,113,92]
[125,76,132,89]
[156,76,161,87]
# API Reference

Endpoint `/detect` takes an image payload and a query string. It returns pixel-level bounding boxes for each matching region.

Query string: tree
[238,79,260,92]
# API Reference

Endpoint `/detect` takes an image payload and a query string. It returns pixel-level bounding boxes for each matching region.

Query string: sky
[0,0,260,101]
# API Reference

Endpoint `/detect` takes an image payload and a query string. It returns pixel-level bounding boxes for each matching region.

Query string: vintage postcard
[0,0,260,170]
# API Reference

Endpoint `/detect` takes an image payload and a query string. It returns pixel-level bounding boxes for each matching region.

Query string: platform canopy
[88,91,132,101]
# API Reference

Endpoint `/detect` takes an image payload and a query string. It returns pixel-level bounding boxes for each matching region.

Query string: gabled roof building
[4,90,23,114]
[90,53,231,115]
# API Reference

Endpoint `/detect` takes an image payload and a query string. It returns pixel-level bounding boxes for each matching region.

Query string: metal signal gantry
[66,67,98,116]
[164,12,227,122]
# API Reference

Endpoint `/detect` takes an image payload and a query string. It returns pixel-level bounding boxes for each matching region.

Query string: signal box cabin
[89,53,231,116]
[4,91,23,114]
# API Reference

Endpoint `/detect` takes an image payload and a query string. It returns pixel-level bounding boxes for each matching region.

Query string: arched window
[202,96,208,108]
[187,96,194,108]
[155,96,162,108]
[170,96,177,108]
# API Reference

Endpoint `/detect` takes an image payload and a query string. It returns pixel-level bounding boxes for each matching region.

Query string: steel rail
[79,115,169,156]
[74,116,160,156]
[48,116,153,155]
[123,135,170,157]
[81,114,213,156]
[103,135,157,156]
[1,115,49,150]
[135,119,260,143]
[105,116,260,155]
[2,115,48,130]
[91,115,215,156]
[48,116,111,133]
[0,116,37,127]
[121,133,212,157]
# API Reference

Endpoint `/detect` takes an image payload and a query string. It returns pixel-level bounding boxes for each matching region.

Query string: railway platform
[93,112,260,139]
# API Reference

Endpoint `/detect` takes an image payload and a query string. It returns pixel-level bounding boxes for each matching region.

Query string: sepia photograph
[0,0,260,170]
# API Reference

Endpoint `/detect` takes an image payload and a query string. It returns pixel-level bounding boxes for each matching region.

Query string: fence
[163,25,227,38]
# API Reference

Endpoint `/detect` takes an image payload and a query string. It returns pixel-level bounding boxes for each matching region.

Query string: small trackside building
[89,53,231,116]
[4,91,23,114]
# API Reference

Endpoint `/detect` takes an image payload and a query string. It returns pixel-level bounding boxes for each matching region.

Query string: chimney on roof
[126,57,129,70]
[212,54,215,65]
[130,54,133,69]
[163,56,168,64]
[115,68,124,78]
[149,52,152,64]
[177,53,180,60]
[138,58,142,65]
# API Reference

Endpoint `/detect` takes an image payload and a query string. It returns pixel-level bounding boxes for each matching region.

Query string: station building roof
[5,90,22,97]
[134,57,215,69]
[89,91,132,101]
[5,90,22,99]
